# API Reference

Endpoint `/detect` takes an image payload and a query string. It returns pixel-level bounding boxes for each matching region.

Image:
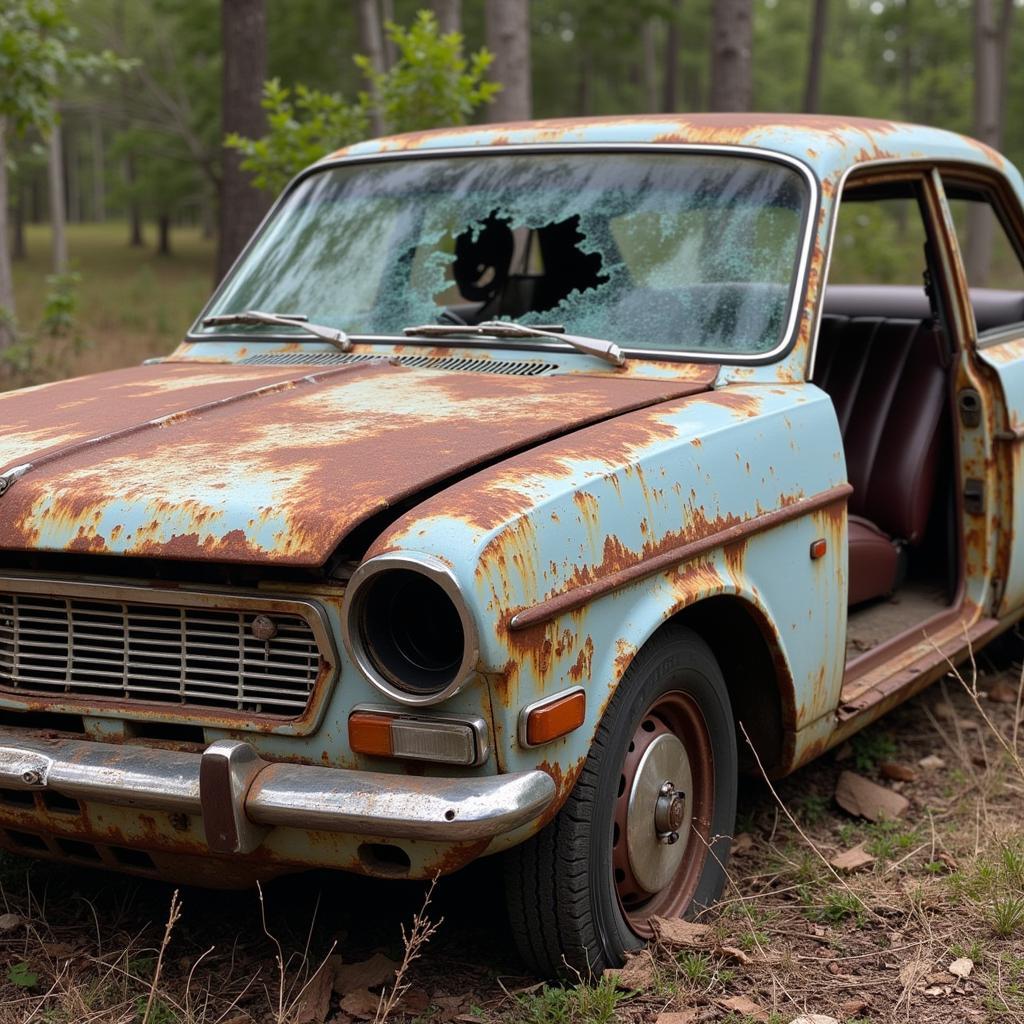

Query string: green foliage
[0,0,129,139]
[7,961,39,989]
[850,729,898,773]
[227,10,499,195]
[511,976,622,1024]
[356,11,499,135]
[1,270,87,383]
[225,79,367,195]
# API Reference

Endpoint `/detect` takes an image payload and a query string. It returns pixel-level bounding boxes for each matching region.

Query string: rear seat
[814,290,950,606]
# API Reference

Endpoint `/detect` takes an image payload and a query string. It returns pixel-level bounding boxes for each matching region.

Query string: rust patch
[0,363,712,567]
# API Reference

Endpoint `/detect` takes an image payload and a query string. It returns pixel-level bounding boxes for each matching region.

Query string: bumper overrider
[0,733,556,857]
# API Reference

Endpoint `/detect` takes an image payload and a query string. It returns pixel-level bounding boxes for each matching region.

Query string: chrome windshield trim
[188,142,820,367]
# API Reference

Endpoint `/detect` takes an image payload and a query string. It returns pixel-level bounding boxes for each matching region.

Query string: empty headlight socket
[348,705,490,767]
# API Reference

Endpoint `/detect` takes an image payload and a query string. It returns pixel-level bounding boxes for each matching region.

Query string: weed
[991,894,1024,937]
[850,729,897,773]
[675,950,713,985]
[512,975,622,1024]
[807,890,864,925]
[793,793,831,825]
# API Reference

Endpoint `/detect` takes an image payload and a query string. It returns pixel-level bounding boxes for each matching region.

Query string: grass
[8,221,215,387]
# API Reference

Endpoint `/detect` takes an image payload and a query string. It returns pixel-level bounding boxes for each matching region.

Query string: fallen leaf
[654,1013,697,1024]
[717,944,751,964]
[829,844,876,873]
[398,989,431,1013]
[839,997,871,1014]
[949,957,974,979]
[880,761,918,782]
[339,990,381,1019]
[987,678,1020,703]
[606,952,656,990]
[333,953,397,996]
[934,701,956,720]
[924,984,949,997]
[433,995,471,1021]
[789,1016,840,1024]
[834,771,910,821]
[918,754,946,770]
[718,996,768,1021]
[936,850,958,871]
[732,832,754,855]
[40,942,77,958]
[291,960,333,1024]
[0,913,24,932]
[648,916,712,947]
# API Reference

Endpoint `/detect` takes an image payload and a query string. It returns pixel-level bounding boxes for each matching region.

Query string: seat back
[813,307,948,545]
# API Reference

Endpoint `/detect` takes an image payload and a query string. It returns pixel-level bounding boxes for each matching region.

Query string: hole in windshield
[200,152,810,357]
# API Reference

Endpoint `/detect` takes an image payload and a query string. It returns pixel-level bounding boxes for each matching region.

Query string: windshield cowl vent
[238,352,560,377]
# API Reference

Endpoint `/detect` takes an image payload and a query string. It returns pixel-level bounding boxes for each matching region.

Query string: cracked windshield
[201,152,808,355]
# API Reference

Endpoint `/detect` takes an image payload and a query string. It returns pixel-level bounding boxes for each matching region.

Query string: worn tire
[504,624,737,978]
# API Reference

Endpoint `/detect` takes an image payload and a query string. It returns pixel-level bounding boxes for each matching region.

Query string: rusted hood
[0,360,715,567]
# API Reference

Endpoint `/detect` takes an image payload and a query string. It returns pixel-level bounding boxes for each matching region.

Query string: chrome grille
[0,592,324,716]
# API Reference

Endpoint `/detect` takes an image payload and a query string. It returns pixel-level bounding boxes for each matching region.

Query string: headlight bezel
[341,553,480,706]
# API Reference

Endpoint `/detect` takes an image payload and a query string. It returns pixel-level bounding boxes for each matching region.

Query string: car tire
[504,623,738,978]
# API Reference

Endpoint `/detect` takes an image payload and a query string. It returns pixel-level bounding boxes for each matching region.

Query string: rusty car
[1,113,1023,975]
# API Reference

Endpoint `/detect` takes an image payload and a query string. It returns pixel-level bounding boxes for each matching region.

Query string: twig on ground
[374,875,443,1024]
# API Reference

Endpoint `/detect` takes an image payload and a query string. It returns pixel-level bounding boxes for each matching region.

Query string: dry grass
[1,650,1020,1023]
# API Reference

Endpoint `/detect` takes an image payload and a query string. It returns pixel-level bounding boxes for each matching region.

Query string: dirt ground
[0,652,1021,1024]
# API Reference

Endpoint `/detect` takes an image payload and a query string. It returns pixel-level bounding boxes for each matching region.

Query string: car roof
[325,113,1015,186]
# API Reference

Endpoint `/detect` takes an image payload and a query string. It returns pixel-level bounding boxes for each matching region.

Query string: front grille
[0,592,324,717]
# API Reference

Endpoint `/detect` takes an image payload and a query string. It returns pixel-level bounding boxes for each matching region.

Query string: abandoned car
[2,114,1024,976]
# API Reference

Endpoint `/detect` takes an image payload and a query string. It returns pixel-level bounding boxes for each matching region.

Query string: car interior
[814,180,965,664]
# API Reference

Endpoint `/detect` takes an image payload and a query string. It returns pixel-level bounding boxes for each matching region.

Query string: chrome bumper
[0,733,555,855]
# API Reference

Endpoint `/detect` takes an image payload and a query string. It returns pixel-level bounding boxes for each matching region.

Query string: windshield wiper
[202,310,352,351]
[403,320,625,367]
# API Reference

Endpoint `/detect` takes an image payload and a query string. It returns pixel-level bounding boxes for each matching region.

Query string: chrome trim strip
[0,733,555,844]
[341,553,480,707]
[517,686,586,749]
[187,142,820,367]
[350,702,490,766]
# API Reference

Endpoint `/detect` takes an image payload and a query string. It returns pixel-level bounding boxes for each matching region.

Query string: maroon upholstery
[814,296,950,606]
[847,515,902,607]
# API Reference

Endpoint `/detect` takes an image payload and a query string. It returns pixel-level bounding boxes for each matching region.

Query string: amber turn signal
[809,537,827,560]
[521,688,587,748]
[348,708,485,766]
[348,710,394,757]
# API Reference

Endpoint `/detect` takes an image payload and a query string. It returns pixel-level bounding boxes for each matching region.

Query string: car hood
[0,360,716,567]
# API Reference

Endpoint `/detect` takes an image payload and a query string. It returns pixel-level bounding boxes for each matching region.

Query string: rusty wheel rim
[611,691,714,937]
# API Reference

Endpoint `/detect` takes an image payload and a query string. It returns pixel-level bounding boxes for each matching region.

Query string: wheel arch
[663,596,796,777]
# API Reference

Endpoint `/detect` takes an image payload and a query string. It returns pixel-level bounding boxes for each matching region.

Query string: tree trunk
[157,213,171,256]
[803,0,828,113]
[430,0,460,34]
[91,111,105,222]
[709,0,752,112]
[356,0,387,135]
[13,186,26,261]
[662,0,683,112]
[0,119,15,351]
[642,19,659,113]
[217,0,269,283]
[380,0,396,68]
[966,0,1002,285]
[48,120,69,274]
[123,154,144,247]
[485,0,531,122]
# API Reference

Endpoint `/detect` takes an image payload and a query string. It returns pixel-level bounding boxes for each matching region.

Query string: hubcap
[611,691,714,936]
[625,732,692,892]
